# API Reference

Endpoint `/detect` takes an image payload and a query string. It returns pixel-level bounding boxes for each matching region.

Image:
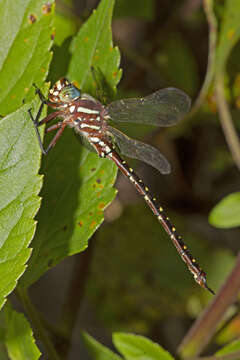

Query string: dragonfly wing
[74,132,96,153]
[108,126,171,174]
[106,88,191,126]
[90,66,115,104]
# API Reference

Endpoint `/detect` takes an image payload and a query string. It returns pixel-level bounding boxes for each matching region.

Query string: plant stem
[189,0,217,115]
[56,238,94,358]
[216,74,240,170]
[178,252,240,357]
[17,286,61,360]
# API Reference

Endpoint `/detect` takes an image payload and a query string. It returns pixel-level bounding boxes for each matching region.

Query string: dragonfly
[28,77,214,295]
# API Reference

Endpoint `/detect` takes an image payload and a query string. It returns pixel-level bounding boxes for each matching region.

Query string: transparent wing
[91,66,115,104]
[108,126,171,174]
[106,88,191,126]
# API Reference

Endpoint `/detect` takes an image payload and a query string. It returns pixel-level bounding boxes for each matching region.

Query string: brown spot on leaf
[98,202,105,210]
[78,221,83,227]
[96,178,101,184]
[28,14,37,24]
[48,259,53,267]
[51,31,56,40]
[90,220,96,229]
[236,98,240,109]
[42,2,52,14]
[227,29,235,40]
[91,168,96,172]
[89,212,93,216]
[63,225,67,231]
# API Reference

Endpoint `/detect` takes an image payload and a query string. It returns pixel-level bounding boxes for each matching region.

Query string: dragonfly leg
[31,119,66,156]
[33,83,58,108]
[33,83,48,105]
[43,123,67,155]
[45,122,63,133]
[28,106,64,155]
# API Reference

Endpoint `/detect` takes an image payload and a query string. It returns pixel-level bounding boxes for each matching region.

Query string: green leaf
[4,303,41,360]
[0,102,42,308]
[215,0,240,75]
[68,0,121,96]
[83,332,123,360]
[21,0,120,287]
[216,339,240,356]
[114,0,154,21]
[0,0,54,115]
[209,192,240,228]
[113,333,174,360]
[54,12,78,46]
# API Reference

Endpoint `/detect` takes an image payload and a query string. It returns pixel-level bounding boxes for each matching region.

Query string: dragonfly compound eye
[59,84,81,102]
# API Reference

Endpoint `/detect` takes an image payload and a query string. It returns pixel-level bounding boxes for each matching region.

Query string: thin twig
[212,302,240,341]
[189,0,217,115]
[56,239,94,357]
[216,75,240,170]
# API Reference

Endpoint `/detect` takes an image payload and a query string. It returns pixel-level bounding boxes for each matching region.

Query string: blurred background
[28,0,240,358]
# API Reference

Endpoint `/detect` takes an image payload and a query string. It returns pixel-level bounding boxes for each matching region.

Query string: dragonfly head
[49,78,81,104]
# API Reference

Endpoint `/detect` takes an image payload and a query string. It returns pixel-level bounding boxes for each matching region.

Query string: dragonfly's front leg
[33,83,48,105]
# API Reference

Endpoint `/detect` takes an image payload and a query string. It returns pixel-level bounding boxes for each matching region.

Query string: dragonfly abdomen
[107,149,214,294]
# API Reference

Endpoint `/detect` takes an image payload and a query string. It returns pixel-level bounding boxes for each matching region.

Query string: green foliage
[0,0,240,358]
[113,333,173,360]
[21,0,120,287]
[54,12,78,46]
[4,303,41,360]
[114,0,154,21]
[68,0,121,96]
[21,140,117,287]
[155,33,199,95]
[86,204,218,331]
[83,332,123,360]
[83,332,173,360]
[0,0,52,310]
[209,192,240,228]
[216,339,240,356]
[0,0,54,115]
[215,0,240,75]
[0,102,43,309]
